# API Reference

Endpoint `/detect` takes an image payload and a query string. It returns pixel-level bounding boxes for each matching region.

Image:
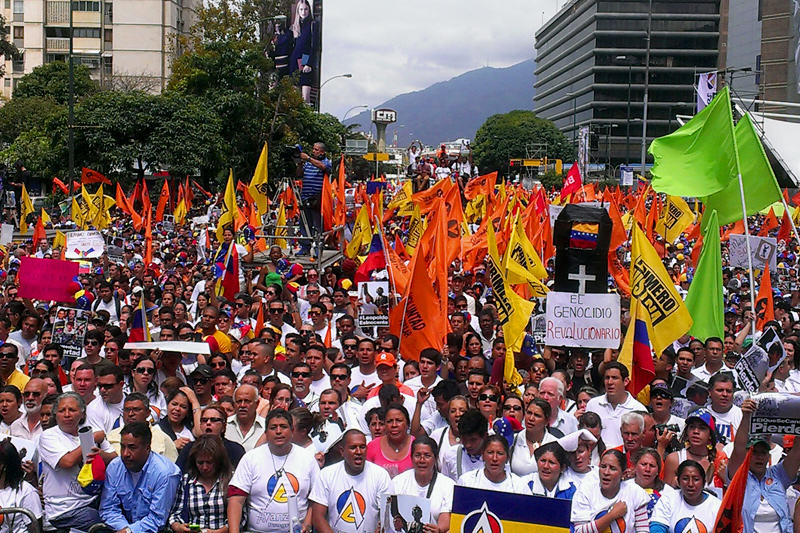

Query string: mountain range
[344,58,536,146]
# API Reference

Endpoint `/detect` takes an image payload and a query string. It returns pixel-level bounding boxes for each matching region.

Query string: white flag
[696,71,717,112]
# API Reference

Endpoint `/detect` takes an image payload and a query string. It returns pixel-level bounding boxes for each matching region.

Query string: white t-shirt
[229,443,320,532]
[350,367,380,389]
[85,397,124,435]
[391,469,455,524]
[571,479,650,530]
[308,461,392,533]
[0,482,42,533]
[651,489,721,533]
[456,469,527,493]
[441,445,483,481]
[309,374,332,397]
[429,427,459,472]
[562,466,598,492]
[509,431,557,476]
[39,425,115,519]
[708,405,742,442]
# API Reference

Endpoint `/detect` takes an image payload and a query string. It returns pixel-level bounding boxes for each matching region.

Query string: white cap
[557,429,598,452]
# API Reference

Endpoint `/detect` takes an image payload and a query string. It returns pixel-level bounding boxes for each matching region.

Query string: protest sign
[750,393,800,435]
[123,341,211,354]
[545,291,621,348]
[357,281,390,333]
[451,486,571,533]
[531,313,547,344]
[52,307,91,362]
[0,224,13,245]
[385,494,432,533]
[8,436,37,463]
[65,230,105,259]
[18,257,79,302]
[735,326,786,393]
[729,234,777,272]
[107,245,125,264]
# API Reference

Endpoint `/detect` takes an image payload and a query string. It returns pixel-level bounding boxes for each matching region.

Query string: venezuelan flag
[450,486,570,533]
[569,223,599,249]
[128,295,151,342]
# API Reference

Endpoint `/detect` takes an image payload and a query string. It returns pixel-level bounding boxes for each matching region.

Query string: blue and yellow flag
[451,486,570,533]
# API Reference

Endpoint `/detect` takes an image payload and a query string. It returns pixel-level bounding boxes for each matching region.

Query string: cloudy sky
[319,0,563,119]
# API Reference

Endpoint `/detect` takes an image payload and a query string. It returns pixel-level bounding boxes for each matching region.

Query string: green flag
[649,86,737,197]
[702,112,782,229]
[685,209,724,342]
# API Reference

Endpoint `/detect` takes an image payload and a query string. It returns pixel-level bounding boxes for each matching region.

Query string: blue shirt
[301,157,332,199]
[100,451,181,533]
[741,462,792,533]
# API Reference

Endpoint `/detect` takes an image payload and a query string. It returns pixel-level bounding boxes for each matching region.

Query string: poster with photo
[51,307,92,362]
[357,281,390,335]
[384,494,431,533]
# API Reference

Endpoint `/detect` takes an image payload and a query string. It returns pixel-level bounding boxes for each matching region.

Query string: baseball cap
[375,352,396,368]
[686,408,716,433]
[190,364,213,380]
[747,435,771,449]
[650,383,673,399]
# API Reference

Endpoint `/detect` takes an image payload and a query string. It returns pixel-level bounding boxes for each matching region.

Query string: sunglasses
[84,340,100,346]
[343,344,357,350]
[269,308,284,314]
[503,404,522,411]
[135,367,156,375]
[266,291,277,296]
[98,382,120,390]
[193,377,209,385]
[330,374,349,381]
[200,417,224,423]
[291,371,311,378]
[0,352,16,360]
[478,394,499,402]
[235,302,247,307]
[308,311,321,316]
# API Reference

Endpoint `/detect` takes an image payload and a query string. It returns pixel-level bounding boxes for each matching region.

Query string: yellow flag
[487,218,534,386]
[793,205,800,225]
[19,184,33,233]
[217,169,237,241]
[503,215,549,297]
[387,181,413,212]
[275,200,287,249]
[622,221,693,359]
[41,208,51,226]
[249,143,269,214]
[405,204,425,256]
[173,199,187,225]
[90,184,112,229]
[655,195,694,243]
[53,230,66,250]
[346,204,371,258]
[71,196,85,229]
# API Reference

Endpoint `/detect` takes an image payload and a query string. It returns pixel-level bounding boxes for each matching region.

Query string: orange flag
[394,233,409,261]
[777,209,792,243]
[283,186,299,219]
[463,171,498,200]
[632,186,650,230]
[442,183,465,263]
[254,301,264,337]
[411,179,454,215]
[184,177,194,210]
[155,180,170,222]
[538,212,555,266]
[144,211,153,266]
[608,252,630,296]
[605,189,627,252]
[713,449,751,533]
[758,207,779,237]
[384,234,411,295]
[116,183,143,230]
[81,167,111,186]
[141,179,152,219]
[32,216,46,246]
[691,232,704,268]
[722,219,745,242]
[389,254,445,360]
[756,267,774,331]
[335,155,347,226]
[321,174,334,231]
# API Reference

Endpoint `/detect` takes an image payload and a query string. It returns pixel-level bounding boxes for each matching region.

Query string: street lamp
[342,104,368,122]
[320,73,352,91]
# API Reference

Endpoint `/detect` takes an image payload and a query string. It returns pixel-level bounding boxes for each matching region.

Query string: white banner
[0,224,13,245]
[729,234,777,272]
[750,393,800,435]
[65,230,105,259]
[544,292,621,348]
[124,341,211,354]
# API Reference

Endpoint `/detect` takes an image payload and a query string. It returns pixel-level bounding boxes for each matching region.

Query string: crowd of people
[0,142,798,533]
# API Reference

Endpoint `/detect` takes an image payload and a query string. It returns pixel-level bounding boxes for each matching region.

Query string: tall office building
[533,0,722,167]
[1,0,199,100]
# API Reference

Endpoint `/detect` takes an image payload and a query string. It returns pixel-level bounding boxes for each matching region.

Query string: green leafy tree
[12,62,98,104]
[473,110,574,178]
[0,96,63,145]
[0,17,18,79]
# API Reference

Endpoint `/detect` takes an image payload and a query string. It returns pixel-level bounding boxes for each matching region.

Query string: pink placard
[17,257,79,303]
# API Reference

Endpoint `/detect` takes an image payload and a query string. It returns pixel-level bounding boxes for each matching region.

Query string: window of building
[755,55,761,85]
[104,28,112,44]
[73,27,101,38]
[4,0,10,10]
[71,1,100,11]
[4,78,10,88]
[12,0,22,13]
[13,26,23,39]
[104,3,112,23]
[12,53,24,73]
[45,27,71,38]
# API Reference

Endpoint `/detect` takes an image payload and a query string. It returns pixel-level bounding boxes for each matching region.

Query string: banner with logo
[729,234,777,272]
[735,326,787,393]
[450,486,570,533]
[750,393,800,435]
[65,230,105,259]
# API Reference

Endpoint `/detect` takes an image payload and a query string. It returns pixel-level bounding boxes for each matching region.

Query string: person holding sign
[725,398,800,533]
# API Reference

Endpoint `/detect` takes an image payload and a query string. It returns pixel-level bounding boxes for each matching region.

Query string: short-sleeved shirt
[0,481,42,533]
[584,393,646,448]
[301,157,332,199]
[571,479,650,529]
[456,469,528,493]
[391,469,455,523]
[651,489,721,533]
[229,443,320,532]
[308,461,391,533]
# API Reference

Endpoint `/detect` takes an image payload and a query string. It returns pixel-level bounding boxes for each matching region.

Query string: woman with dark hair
[0,439,42,533]
[40,373,63,396]
[464,333,483,359]
[476,384,502,426]
[631,447,674,518]
[429,396,467,472]
[650,460,722,533]
[662,408,726,493]
[456,434,526,492]
[571,449,649,533]
[290,407,315,448]
[500,394,524,425]
[510,398,556,475]
[525,441,576,499]
[168,434,231,533]
[159,389,196,451]
[391,436,455,533]
[577,411,605,466]
[125,355,167,417]
[366,403,414,478]
[269,383,296,412]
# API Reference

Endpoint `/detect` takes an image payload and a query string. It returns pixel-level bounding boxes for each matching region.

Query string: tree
[0,17,18,79]
[12,62,98,104]
[472,110,574,178]
[0,96,63,145]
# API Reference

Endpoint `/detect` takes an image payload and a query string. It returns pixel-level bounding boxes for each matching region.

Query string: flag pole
[778,196,800,246]
[736,173,757,333]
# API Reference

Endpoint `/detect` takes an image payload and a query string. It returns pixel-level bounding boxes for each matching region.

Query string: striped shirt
[301,157,332,199]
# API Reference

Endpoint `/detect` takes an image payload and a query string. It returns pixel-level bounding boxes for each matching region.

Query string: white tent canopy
[758,115,800,187]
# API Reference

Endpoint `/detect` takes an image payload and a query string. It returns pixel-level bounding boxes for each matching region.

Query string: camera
[283,144,303,164]
[655,423,679,435]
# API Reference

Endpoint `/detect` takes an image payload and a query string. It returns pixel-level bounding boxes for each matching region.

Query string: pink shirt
[366,436,414,478]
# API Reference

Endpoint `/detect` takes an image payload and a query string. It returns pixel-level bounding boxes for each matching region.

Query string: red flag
[184,177,194,209]
[533,188,547,215]
[155,180,170,222]
[560,163,582,201]
[192,179,213,199]
[777,209,792,243]
[758,207,779,237]
[792,190,800,206]
[713,449,752,533]
[756,267,774,331]
[335,155,347,226]
[219,243,239,301]
[32,216,46,247]
[321,174,334,231]
[81,167,111,186]
[71,181,81,192]
[52,177,70,195]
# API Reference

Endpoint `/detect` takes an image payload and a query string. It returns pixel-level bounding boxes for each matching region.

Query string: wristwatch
[124,527,133,533]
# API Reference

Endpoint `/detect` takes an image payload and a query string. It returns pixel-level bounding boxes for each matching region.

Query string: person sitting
[99,422,181,533]
[0,439,42,533]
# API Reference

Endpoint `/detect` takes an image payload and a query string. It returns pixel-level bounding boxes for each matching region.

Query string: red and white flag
[560,162,582,201]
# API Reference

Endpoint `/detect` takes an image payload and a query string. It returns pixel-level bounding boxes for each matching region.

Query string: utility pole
[68,0,75,183]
